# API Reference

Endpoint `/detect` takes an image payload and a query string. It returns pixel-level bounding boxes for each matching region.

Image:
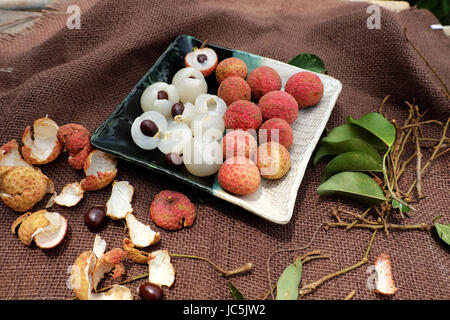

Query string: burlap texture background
[0,0,449,300]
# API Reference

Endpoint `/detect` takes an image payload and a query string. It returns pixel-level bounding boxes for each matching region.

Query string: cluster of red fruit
[204,56,324,196]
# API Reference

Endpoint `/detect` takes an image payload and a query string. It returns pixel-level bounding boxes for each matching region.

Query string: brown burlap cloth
[0,0,449,300]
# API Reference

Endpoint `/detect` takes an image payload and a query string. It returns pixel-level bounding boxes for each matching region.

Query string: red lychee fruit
[218,156,260,195]
[223,100,263,131]
[284,71,324,108]
[185,47,218,77]
[246,66,282,101]
[217,76,251,106]
[150,190,196,231]
[257,142,291,179]
[215,57,248,83]
[259,118,293,149]
[222,129,258,160]
[258,90,299,125]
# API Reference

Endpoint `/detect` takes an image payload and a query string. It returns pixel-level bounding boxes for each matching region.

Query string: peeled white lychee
[172,67,208,104]
[140,82,179,117]
[184,47,218,77]
[172,102,202,126]
[183,135,223,177]
[195,94,227,115]
[157,122,192,155]
[131,111,168,150]
[54,182,84,207]
[190,112,225,140]
[125,213,160,248]
[147,250,175,288]
[106,180,134,220]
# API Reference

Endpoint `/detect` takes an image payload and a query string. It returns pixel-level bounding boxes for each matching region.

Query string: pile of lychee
[131,45,324,196]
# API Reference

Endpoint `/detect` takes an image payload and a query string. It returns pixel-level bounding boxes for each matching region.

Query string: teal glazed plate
[92,34,342,224]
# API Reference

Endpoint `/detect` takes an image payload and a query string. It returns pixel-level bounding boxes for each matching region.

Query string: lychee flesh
[150,190,196,231]
[217,76,251,106]
[185,48,218,77]
[246,66,282,101]
[284,72,324,108]
[222,129,258,160]
[218,156,260,196]
[215,57,248,83]
[223,100,262,131]
[257,142,291,179]
[259,118,294,149]
[258,91,299,124]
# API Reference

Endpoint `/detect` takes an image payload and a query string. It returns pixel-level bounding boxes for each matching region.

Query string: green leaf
[228,282,245,300]
[391,199,411,214]
[276,259,302,300]
[313,138,381,166]
[321,151,382,183]
[288,53,327,74]
[322,124,387,152]
[347,113,396,148]
[433,216,450,246]
[317,171,386,205]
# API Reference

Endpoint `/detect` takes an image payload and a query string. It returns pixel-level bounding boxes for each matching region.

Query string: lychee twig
[344,290,356,300]
[298,231,377,297]
[170,253,252,277]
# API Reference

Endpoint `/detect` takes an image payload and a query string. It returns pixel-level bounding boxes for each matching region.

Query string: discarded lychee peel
[54,182,84,207]
[147,250,175,288]
[0,166,52,212]
[81,150,118,191]
[90,285,133,300]
[45,192,57,209]
[0,140,32,168]
[93,235,107,260]
[11,212,32,234]
[70,250,97,300]
[92,248,128,291]
[374,253,398,295]
[123,238,149,264]
[16,210,67,249]
[125,213,160,248]
[21,117,62,165]
[70,250,132,300]
[33,211,68,249]
[68,143,94,170]
[150,190,196,231]
[106,181,134,220]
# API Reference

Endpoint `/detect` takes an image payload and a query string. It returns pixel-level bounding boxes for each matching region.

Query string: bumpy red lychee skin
[284,72,324,108]
[246,66,282,101]
[259,118,294,149]
[150,190,196,231]
[222,129,258,160]
[215,57,248,83]
[57,123,93,170]
[217,76,251,106]
[258,91,299,124]
[223,100,263,131]
[218,156,260,195]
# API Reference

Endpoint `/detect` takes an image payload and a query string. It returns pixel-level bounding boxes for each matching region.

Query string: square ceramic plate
[91,34,342,224]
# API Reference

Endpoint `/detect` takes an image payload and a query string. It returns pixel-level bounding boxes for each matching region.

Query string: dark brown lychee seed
[139,283,163,300]
[84,206,106,231]
[157,91,169,100]
[140,120,158,137]
[165,152,183,169]
[171,103,185,118]
[197,53,208,64]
